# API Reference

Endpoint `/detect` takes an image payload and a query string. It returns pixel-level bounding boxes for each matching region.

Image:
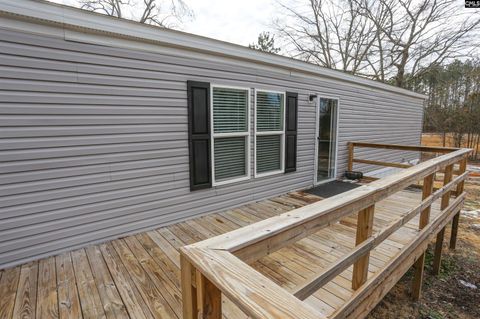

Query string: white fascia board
[0,0,427,100]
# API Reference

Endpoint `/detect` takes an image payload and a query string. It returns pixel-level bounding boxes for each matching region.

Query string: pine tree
[249,32,281,54]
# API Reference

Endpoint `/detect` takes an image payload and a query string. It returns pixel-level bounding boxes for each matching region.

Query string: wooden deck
[0,187,447,319]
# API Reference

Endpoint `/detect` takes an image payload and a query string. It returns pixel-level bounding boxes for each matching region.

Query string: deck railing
[347,141,460,177]
[180,143,471,319]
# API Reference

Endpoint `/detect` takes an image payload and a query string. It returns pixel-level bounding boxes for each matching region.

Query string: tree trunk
[395,66,406,88]
[475,134,480,160]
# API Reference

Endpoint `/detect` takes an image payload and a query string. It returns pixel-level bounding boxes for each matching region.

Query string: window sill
[255,169,285,179]
[213,175,251,187]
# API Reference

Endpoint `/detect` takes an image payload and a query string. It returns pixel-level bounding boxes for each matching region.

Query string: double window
[197,84,292,188]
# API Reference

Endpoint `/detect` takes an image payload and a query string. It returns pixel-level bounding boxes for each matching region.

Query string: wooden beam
[181,247,325,319]
[412,173,434,300]
[345,199,465,318]
[433,163,454,276]
[348,142,354,171]
[333,194,465,318]
[350,142,458,154]
[292,170,468,300]
[192,149,470,264]
[180,254,197,319]
[455,158,468,196]
[419,174,435,229]
[450,158,467,249]
[411,253,426,301]
[352,158,412,169]
[352,205,375,290]
[432,228,445,276]
[439,169,462,175]
[450,214,460,250]
[293,238,372,300]
[196,270,221,319]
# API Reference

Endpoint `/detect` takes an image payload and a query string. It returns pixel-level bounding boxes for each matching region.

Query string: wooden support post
[450,158,467,249]
[433,228,445,276]
[455,158,467,195]
[347,142,354,171]
[412,173,434,300]
[450,214,460,250]
[181,254,197,319]
[433,164,453,276]
[412,253,426,301]
[352,204,375,290]
[196,270,222,319]
[419,174,435,229]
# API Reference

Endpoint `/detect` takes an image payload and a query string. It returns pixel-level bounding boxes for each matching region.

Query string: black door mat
[306,180,361,198]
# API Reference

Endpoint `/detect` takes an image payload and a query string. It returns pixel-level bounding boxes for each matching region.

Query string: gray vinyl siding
[0,25,423,268]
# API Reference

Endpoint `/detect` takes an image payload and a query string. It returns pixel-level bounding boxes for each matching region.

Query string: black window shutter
[187,81,212,190]
[285,92,298,173]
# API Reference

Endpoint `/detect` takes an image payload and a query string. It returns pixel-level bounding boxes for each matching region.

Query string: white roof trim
[0,0,427,100]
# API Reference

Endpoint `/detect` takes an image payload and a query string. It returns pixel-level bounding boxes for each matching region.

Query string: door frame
[314,95,340,186]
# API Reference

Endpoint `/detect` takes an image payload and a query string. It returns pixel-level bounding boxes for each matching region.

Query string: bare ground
[367,177,480,319]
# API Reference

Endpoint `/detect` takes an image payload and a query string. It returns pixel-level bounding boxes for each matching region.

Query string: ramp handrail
[180,143,471,319]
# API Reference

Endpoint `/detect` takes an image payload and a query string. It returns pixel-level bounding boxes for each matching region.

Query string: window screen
[214,137,247,180]
[212,87,250,183]
[256,91,284,131]
[256,135,281,173]
[213,88,248,133]
[255,91,285,175]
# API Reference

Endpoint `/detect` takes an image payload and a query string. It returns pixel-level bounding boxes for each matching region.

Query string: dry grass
[422,133,480,155]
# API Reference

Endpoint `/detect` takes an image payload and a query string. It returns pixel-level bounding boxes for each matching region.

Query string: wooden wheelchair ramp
[181,143,472,319]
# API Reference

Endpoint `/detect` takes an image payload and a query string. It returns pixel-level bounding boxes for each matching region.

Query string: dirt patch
[367,180,480,319]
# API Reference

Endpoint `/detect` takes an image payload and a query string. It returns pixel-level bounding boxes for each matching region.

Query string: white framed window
[254,89,285,177]
[211,85,251,186]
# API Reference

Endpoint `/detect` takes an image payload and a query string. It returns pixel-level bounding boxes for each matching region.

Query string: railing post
[352,204,375,290]
[347,142,354,171]
[196,270,222,319]
[450,158,467,249]
[412,173,434,300]
[181,254,197,319]
[433,163,453,276]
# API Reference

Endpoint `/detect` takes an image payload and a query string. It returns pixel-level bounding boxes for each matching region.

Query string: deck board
[71,249,105,319]
[13,262,38,319]
[55,253,82,319]
[0,189,444,319]
[0,266,21,319]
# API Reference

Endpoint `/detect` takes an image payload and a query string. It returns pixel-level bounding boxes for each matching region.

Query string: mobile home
[0,0,425,269]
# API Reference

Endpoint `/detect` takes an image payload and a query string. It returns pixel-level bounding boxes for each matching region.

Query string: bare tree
[79,0,193,28]
[275,0,480,87]
[356,0,480,87]
[274,0,378,74]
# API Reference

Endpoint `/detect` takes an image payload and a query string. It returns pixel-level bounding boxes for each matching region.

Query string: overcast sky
[182,0,278,45]
[46,0,478,61]
[48,0,279,46]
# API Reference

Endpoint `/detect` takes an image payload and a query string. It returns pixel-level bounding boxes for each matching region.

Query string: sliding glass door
[316,97,338,184]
